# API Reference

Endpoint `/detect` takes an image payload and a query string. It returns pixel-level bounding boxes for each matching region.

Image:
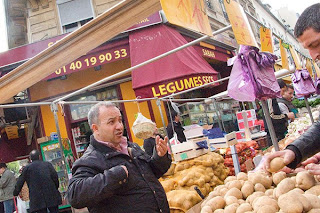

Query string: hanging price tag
[280,40,289,70]
[260,27,274,53]
[306,59,314,78]
[223,0,258,47]
[289,45,302,70]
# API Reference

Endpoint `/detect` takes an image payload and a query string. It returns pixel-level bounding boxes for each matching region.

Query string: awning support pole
[260,100,280,151]
[51,103,69,178]
[156,99,172,154]
[304,96,315,124]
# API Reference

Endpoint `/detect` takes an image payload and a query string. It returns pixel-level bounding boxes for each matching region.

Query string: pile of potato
[200,170,320,213]
[160,152,229,212]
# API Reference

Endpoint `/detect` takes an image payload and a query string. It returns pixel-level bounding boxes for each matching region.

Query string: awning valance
[130,24,219,98]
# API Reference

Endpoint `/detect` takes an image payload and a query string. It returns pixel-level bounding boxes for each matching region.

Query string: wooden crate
[173,148,208,162]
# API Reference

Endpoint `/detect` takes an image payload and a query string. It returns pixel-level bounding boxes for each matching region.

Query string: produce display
[159,152,229,212]
[200,170,320,213]
[224,141,259,176]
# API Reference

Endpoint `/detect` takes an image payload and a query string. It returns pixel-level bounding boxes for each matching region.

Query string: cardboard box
[186,201,203,213]
[37,136,51,144]
[173,149,208,162]
[172,137,208,154]
[183,124,204,139]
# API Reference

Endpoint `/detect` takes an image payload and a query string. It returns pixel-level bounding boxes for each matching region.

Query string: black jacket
[167,122,187,143]
[286,120,320,169]
[67,136,171,213]
[13,160,62,212]
[143,137,156,156]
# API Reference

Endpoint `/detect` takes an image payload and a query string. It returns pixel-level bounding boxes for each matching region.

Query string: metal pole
[51,103,69,178]
[260,100,280,151]
[156,99,172,154]
[53,25,232,103]
[304,96,315,123]
[230,145,241,175]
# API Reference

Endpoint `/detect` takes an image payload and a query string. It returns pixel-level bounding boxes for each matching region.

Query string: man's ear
[91,124,98,132]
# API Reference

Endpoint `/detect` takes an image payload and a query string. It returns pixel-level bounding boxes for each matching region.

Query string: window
[206,0,213,10]
[219,0,229,21]
[57,0,94,33]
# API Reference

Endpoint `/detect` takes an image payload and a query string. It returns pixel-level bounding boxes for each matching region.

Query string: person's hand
[120,165,128,177]
[301,156,319,166]
[156,135,168,157]
[305,163,320,176]
[287,112,295,120]
[263,149,295,172]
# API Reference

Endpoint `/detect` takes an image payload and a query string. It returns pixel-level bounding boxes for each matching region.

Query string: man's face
[0,168,5,175]
[92,106,124,144]
[283,88,294,102]
[298,28,320,61]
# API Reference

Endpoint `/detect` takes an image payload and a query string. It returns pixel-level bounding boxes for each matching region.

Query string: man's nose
[309,49,320,61]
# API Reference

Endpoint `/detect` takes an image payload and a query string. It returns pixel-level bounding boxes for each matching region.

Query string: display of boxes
[209,138,228,149]
[171,136,208,162]
[183,124,204,139]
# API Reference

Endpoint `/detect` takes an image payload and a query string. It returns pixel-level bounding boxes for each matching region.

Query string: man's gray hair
[88,101,117,129]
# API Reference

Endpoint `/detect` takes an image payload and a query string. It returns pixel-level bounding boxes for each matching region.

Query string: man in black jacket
[67,102,171,213]
[13,150,62,213]
[263,3,320,176]
[166,110,187,143]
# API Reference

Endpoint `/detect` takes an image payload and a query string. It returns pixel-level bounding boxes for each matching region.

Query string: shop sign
[125,12,162,32]
[43,44,129,80]
[194,46,233,62]
[150,74,217,97]
[43,143,60,151]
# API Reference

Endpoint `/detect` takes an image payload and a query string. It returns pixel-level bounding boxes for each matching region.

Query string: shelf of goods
[198,169,320,213]
[159,152,229,213]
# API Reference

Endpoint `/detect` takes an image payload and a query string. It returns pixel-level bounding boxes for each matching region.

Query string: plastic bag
[291,69,316,98]
[227,45,280,101]
[132,113,156,139]
[17,196,27,213]
[315,78,320,95]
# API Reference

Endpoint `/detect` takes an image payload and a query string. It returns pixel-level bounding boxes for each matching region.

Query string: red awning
[130,24,218,98]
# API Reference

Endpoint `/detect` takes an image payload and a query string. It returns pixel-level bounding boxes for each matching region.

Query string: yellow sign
[160,0,212,36]
[223,0,258,47]
[313,61,320,77]
[280,40,289,70]
[289,45,302,70]
[260,27,274,53]
[306,59,314,77]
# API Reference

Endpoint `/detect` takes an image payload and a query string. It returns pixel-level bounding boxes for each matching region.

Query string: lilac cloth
[291,69,316,98]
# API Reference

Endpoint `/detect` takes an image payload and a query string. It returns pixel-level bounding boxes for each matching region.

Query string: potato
[206,196,226,211]
[213,209,224,213]
[220,188,229,196]
[201,191,220,208]
[278,191,312,213]
[308,209,320,213]
[237,172,248,181]
[272,171,287,185]
[268,157,286,173]
[303,194,320,209]
[225,188,243,199]
[254,183,266,192]
[246,192,265,205]
[291,188,304,194]
[241,181,254,199]
[296,171,316,190]
[224,203,239,213]
[224,176,237,184]
[275,178,295,198]
[265,189,274,197]
[236,203,253,213]
[252,196,279,211]
[306,185,320,196]
[225,196,238,206]
[201,206,213,213]
[238,199,245,204]
[248,172,272,189]
[257,205,278,213]
[227,180,243,190]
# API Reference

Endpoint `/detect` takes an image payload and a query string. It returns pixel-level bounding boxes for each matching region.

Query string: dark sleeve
[285,121,320,169]
[48,163,59,189]
[67,160,128,209]
[149,150,172,178]
[143,138,155,156]
[13,169,27,196]
[166,124,173,139]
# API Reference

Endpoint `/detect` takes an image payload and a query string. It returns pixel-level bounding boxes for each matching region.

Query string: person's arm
[286,121,320,168]
[0,170,10,189]
[166,124,174,139]
[149,136,172,178]
[48,163,59,189]
[67,160,128,209]
[13,169,27,196]
[278,102,290,115]
[143,138,155,156]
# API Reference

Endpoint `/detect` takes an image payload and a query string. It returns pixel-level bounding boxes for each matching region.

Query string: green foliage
[292,98,320,108]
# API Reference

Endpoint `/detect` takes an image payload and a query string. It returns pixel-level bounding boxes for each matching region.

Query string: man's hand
[287,112,295,120]
[156,136,168,157]
[263,149,295,172]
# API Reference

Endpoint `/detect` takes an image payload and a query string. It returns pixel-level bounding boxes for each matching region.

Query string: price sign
[260,27,274,53]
